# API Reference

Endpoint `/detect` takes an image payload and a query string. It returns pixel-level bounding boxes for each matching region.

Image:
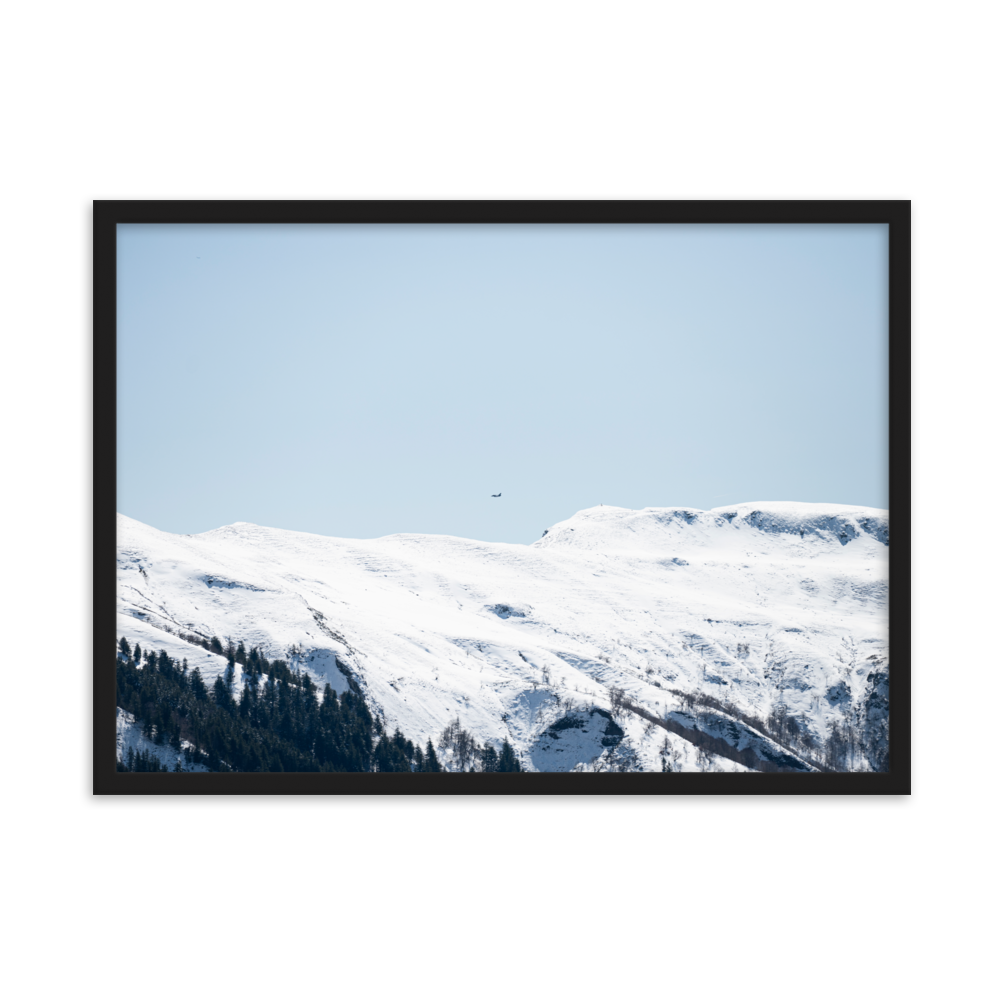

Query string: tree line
[116,637,379,772]
[115,637,522,774]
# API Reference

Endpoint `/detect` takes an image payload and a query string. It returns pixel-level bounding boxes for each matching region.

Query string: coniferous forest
[115,637,521,773]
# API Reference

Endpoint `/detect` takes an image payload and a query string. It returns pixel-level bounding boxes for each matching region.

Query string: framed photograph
[95,200,909,794]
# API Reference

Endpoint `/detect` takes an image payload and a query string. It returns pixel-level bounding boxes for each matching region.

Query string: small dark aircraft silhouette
[491,492,501,497]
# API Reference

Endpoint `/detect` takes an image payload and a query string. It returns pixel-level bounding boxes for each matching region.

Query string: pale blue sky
[117,223,888,543]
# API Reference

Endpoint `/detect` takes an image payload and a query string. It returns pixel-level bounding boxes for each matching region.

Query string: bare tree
[660,735,680,772]
[608,686,627,718]
[453,727,477,771]
[439,716,479,771]
[824,720,848,771]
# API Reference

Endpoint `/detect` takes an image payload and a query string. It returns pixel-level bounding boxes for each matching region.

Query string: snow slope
[116,502,889,772]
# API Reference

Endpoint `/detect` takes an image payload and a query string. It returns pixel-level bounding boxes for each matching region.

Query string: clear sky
[117,222,888,544]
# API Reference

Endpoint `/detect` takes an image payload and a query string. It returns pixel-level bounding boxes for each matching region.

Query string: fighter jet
[491,493,501,498]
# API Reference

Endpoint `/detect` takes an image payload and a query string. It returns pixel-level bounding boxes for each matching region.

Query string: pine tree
[213,675,235,714]
[189,666,207,700]
[497,738,521,772]
[373,734,389,772]
[423,739,442,772]
[119,637,131,659]
[278,707,293,742]
[375,729,413,771]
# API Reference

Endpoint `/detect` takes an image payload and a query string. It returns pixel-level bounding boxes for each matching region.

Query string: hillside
[116,501,889,772]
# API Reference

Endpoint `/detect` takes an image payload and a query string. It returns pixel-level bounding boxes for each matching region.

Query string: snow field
[116,501,888,772]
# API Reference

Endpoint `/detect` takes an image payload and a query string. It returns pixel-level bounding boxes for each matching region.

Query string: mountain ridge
[116,501,889,772]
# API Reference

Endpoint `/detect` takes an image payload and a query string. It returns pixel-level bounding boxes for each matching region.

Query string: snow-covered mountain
[116,501,889,773]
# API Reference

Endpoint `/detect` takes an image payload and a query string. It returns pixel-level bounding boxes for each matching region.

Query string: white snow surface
[117,501,888,772]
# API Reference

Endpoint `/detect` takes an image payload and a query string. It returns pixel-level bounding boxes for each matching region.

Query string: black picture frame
[95,199,910,795]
